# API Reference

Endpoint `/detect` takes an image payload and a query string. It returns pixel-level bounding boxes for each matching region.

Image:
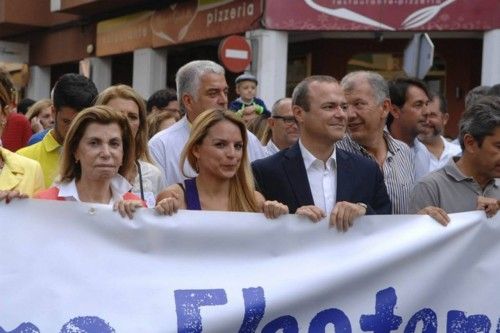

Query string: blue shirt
[27,128,50,146]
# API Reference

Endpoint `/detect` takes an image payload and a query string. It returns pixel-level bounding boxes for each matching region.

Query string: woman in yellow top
[0,69,44,201]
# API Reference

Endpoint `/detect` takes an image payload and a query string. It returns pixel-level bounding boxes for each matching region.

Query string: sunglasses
[272,115,297,125]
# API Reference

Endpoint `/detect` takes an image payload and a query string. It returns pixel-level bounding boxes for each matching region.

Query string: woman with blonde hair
[0,69,44,202]
[25,98,54,134]
[95,84,165,207]
[35,106,145,218]
[155,109,288,218]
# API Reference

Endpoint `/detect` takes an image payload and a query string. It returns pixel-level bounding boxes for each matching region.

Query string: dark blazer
[252,142,391,214]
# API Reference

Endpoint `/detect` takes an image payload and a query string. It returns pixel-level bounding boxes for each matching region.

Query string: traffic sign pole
[403,33,434,79]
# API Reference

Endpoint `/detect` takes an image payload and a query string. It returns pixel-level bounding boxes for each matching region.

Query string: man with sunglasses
[265,98,300,156]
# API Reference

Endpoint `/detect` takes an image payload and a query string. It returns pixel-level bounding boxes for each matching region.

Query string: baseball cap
[235,72,258,85]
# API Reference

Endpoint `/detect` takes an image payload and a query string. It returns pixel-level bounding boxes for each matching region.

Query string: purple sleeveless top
[184,178,202,210]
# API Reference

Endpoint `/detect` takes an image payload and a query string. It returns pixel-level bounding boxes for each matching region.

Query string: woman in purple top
[155,109,288,218]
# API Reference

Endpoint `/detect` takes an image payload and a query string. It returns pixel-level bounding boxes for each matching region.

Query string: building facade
[1,0,499,137]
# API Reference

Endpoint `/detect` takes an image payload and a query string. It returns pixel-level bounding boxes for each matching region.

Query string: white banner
[0,200,499,332]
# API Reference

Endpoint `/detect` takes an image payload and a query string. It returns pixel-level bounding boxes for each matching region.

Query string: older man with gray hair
[411,96,500,225]
[149,60,266,186]
[465,85,491,111]
[337,70,415,214]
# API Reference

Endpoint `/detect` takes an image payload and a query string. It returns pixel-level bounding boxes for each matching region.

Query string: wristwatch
[356,202,368,210]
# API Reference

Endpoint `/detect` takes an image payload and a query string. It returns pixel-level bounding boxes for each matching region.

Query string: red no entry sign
[218,35,252,73]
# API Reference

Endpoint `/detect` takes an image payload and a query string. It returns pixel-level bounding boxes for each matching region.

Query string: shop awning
[263,1,500,31]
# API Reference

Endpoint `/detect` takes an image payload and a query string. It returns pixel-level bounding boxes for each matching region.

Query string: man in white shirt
[264,97,299,156]
[414,92,461,180]
[253,76,391,231]
[149,60,266,186]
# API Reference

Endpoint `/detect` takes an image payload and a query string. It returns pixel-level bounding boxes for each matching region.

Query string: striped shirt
[337,132,415,214]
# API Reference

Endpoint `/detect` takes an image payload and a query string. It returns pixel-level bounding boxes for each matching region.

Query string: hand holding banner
[0,200,499,331]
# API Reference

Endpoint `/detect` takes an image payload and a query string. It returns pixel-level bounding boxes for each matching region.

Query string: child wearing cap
[229,72,270,125]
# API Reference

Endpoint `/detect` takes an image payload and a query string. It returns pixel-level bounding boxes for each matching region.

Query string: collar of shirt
[444,158,499,188]
[413,136,426,150]
[57,174,132,203]
[342,134,366,155]
[237,97,255,106]
[43,129,62,153]
[441,136,462,157]
[299,139,337,171]
[443,158,470,182]
[299,139,337,214]
[265,139,280,156]
[343,131,399,161]
[414,136,462,179]
[178,115,191,129]
[0,147,23,175]
[383,131,403,157]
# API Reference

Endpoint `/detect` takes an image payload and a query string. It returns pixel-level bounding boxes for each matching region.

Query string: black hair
[52,73,98,112]
[146,88,177,113]
[387,77,430,126]
[17,98,36,115]
[430,91,447,114]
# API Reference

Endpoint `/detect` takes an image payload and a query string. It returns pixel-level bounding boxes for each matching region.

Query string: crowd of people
[0,60,499,228]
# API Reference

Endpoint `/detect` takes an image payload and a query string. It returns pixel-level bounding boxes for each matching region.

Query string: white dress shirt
[148,116,267,187]
[56,174,132,204]
[299,139,337,215]
[413,136,462,181]
[264,139,280,157]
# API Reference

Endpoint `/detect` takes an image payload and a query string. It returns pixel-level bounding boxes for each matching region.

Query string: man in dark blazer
[252,75,391,231]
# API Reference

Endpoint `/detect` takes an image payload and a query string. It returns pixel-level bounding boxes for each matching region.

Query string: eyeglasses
[272,115,297,125]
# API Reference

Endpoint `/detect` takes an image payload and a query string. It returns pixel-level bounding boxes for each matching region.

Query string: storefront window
[286,54,311,97]
[347,52,446,93]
